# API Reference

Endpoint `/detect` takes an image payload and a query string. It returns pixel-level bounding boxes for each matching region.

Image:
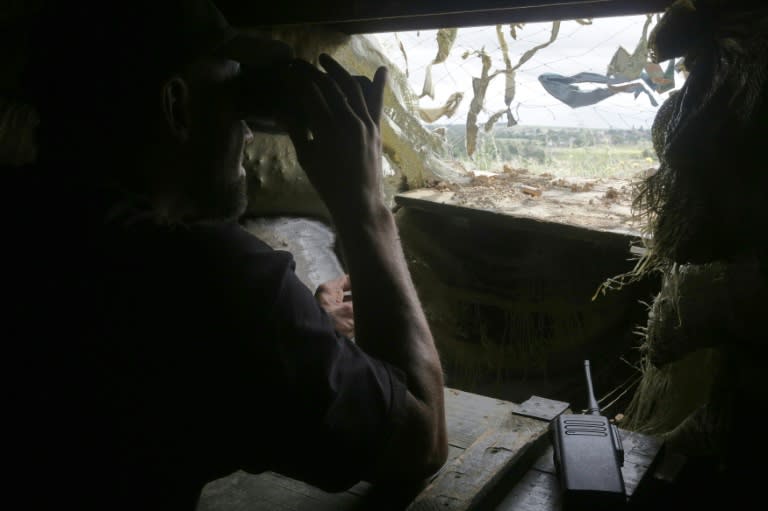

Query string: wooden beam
[394,190,640,248]
[406,413,550,511]
[218,0,674,33]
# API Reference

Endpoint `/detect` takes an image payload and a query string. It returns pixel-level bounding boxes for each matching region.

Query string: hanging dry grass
[602,4,768,469]
[634,0,768,266]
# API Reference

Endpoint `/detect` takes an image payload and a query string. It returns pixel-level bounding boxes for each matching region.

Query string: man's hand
[315,274,354,338]
[283,54,388,224]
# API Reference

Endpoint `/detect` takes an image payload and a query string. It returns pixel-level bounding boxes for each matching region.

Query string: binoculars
[236,62,377,134]
[236,62,294,134]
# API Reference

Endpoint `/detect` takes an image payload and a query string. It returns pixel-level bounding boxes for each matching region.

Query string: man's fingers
[306,81,334,132]
[336,301,354,315]
[283,65,337,171]
[315,275,352,307]
[354,75,373,112]
[325,274,351,292]
[325,300,355,338]
[283,113,314,168]
[319,54,372,126]
[294,58,356,126]
[352,69,387,127]
[290,60,336,133]
[368,66,388,126]
[340,274,352,292]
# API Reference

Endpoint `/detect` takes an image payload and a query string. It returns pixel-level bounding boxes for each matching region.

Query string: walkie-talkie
[550,360,626,510]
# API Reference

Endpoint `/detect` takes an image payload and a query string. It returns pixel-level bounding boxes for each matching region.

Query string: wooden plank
[199,390,662,511]
[346,481,373,498]
[198,470,363,511]
[619,429,664,496]
[217,0,673,34]
[531,445,557,475]
[395,190,638,247]
[346,445,465,498]
[199,388,513,511]
[406,413,550,511]
[444,388,518,449]
[493,469,561,511]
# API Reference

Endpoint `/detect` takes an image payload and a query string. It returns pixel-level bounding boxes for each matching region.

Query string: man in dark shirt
[10,0,447,508]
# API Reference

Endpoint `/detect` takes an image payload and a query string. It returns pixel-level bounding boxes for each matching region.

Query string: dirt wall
[395,205,659,409]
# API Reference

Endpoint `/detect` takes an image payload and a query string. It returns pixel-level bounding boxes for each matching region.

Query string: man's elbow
[411,390,449,481]
[375,395,448,485]
[420,428,449,479]
[394,424,448,486]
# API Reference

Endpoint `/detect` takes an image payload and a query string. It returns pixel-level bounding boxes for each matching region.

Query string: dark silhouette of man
[8,1,447,509]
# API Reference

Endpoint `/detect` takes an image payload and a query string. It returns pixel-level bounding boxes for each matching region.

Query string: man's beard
[153,173,248,226]
[193,173,248,223]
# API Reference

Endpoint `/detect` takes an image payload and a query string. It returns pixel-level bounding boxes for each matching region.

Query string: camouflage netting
[620,0,768,472]
[635,0,768,264]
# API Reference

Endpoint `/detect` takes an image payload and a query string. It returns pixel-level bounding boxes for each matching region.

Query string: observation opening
[374,13,685,237]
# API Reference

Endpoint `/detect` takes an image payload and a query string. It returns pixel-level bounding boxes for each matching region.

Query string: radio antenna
[584,360,601,415]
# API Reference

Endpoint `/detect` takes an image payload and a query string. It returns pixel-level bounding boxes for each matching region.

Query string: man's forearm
[284,55,447,480]
[335,202,447,481]
[334,203,443,403]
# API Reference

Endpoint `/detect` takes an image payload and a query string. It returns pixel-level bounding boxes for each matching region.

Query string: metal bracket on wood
[511,395,569,422]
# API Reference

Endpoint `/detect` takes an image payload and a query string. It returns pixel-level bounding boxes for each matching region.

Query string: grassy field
[441,125,659,180]
[521,144,657,179]
[454,143,658,180]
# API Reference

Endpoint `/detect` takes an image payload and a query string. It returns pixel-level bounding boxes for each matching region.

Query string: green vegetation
[436,124,658,179]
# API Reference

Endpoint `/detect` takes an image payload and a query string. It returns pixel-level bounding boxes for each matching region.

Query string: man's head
[28,0,293,223]
[148,56,253,223]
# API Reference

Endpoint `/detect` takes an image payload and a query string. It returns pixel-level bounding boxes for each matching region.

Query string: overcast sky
[373,14,685,129]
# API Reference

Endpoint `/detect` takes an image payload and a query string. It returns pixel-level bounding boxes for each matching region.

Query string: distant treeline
[434,124,653,163]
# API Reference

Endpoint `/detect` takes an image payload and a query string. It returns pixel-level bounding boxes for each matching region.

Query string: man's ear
[161,76,191,142]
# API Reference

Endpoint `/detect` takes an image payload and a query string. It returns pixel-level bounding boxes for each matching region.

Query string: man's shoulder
[171,220,275,253]
[186,220,298,282]
[194,220,273,252]
[96,218,297,297]
[118,218,291,263]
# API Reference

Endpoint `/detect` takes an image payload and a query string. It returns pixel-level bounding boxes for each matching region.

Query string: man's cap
[25,0,293,109]
[133,0,294,73]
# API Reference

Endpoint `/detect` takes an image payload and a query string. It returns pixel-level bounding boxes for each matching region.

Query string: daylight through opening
[372,13,685,236]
